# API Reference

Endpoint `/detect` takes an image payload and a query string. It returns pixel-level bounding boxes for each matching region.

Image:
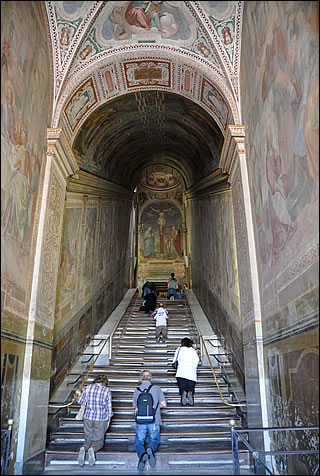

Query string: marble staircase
[42,296,250,475]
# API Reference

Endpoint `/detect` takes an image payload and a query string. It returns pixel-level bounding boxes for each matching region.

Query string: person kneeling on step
[75,374,113,466]
[152,302,168,343]
[172,337,199,406]
[133,369,167,471]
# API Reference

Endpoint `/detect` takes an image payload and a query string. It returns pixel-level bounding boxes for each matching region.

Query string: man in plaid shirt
[75,374,113,466]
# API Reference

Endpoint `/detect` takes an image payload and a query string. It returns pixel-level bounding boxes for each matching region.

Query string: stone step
[64,411,240,422]
[44,448,250,474]
[59,419,239,432]
[49,429,234,445]
[72,386,230,396]
[67,404,239,417]
[76,378,228,387]
[81,367,234,376]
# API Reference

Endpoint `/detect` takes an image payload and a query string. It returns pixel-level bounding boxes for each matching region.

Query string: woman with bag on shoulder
[172,337,199,406]
[74,374,113,467]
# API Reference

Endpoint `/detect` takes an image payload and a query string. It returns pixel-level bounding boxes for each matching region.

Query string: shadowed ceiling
[74,90,224,190]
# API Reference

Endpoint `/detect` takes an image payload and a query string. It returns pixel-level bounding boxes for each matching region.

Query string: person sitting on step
[152,302,168,343]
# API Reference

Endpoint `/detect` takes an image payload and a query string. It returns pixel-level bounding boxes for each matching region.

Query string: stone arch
[53,47,241,138]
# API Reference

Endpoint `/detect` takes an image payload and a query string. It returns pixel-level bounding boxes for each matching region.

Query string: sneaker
[88,447,96,466]
[77,447,85,466]
[147,447,156,468]
[137,452,148,471]
[170,296,175,300]
[182,390,188,405]
[188,391,194,406]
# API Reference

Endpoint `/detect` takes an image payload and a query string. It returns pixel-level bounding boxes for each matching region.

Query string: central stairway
[43,295,250,475]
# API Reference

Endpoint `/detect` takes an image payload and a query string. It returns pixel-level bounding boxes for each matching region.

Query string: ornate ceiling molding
[53,49,240,144]
[45,1,244,130]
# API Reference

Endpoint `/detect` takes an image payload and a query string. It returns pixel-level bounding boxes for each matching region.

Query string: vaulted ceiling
[45,1,244,189]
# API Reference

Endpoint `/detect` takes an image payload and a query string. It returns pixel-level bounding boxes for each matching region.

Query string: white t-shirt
[173,346,199,382]
[153,307,168,326]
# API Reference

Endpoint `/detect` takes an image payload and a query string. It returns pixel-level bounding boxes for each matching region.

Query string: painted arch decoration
[44,1,244,134]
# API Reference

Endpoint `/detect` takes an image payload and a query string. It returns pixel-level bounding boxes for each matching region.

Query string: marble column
[14,129,79,474]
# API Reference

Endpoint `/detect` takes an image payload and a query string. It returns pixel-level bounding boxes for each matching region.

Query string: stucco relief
[124,60,171,88]
[232,166,253,321]
[39,170,65,319]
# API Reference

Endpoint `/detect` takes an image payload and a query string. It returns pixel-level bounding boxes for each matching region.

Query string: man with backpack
[133,369,167,471]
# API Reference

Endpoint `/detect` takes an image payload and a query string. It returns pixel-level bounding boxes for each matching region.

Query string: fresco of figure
[110,1,179,40]
[143,226,155,258]
[150,205,172,254]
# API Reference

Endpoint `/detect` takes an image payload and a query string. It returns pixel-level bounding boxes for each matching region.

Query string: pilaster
[220,125,269,431]
[15,129,79,474]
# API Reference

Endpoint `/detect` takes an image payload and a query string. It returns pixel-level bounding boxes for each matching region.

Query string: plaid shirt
[77,383,113,421]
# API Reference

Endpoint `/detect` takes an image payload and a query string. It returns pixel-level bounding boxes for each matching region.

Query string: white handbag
[75,391,88,420]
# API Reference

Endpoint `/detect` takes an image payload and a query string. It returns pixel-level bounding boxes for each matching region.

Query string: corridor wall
[1,2,52,473]
[189,191,244,387]
[51,174,133,393]
[240,2,319,473]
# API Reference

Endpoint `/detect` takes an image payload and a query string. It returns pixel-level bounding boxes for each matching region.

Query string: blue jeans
[166,288,177,299]
[134,424,160,458]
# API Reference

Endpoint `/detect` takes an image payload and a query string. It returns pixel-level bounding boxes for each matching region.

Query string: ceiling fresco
[45,1,243,127]
[44,1,243,189]
[73,90,224,189]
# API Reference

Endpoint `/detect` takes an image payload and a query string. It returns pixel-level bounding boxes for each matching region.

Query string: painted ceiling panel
[74,90,224,189]
[46,1,243,118]
[45,1,242,190]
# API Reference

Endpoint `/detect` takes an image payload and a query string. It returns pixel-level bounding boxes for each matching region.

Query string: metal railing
[1,419,13,475]
[230,424,319,475]
[200,335,245,407]
[49,309,126,409]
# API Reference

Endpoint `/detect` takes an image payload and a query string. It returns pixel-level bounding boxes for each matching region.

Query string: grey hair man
[133,369,167,471]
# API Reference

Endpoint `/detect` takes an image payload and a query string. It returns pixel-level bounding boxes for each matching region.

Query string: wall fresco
[241,0,319,442]
[55,193,131,333]
[1,1,50,298]
[140,201,183,260]
[82,207,97,288]
[241,1,319,274]
[56,207,81,311]
[190,192,243,383]
[266,328,319,474]
[51,182,132,393]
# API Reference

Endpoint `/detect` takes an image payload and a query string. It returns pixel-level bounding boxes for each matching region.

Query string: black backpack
[135,384,159,424]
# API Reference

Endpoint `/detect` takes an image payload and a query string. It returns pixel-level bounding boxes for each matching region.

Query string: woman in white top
[172,337,199,406]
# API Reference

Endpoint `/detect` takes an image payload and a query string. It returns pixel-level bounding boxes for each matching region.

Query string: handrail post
[230,419,240,475]
[2,419,13,475]
[252,451,260,475]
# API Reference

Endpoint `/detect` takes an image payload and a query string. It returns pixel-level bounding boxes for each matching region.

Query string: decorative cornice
[218,124,246,178]
[47,128,80,178]
[66,170,134,200]
[185,169,230,199]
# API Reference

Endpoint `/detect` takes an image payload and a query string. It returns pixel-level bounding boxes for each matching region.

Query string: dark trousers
[83,418,110,451]
[176,377,196,395]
